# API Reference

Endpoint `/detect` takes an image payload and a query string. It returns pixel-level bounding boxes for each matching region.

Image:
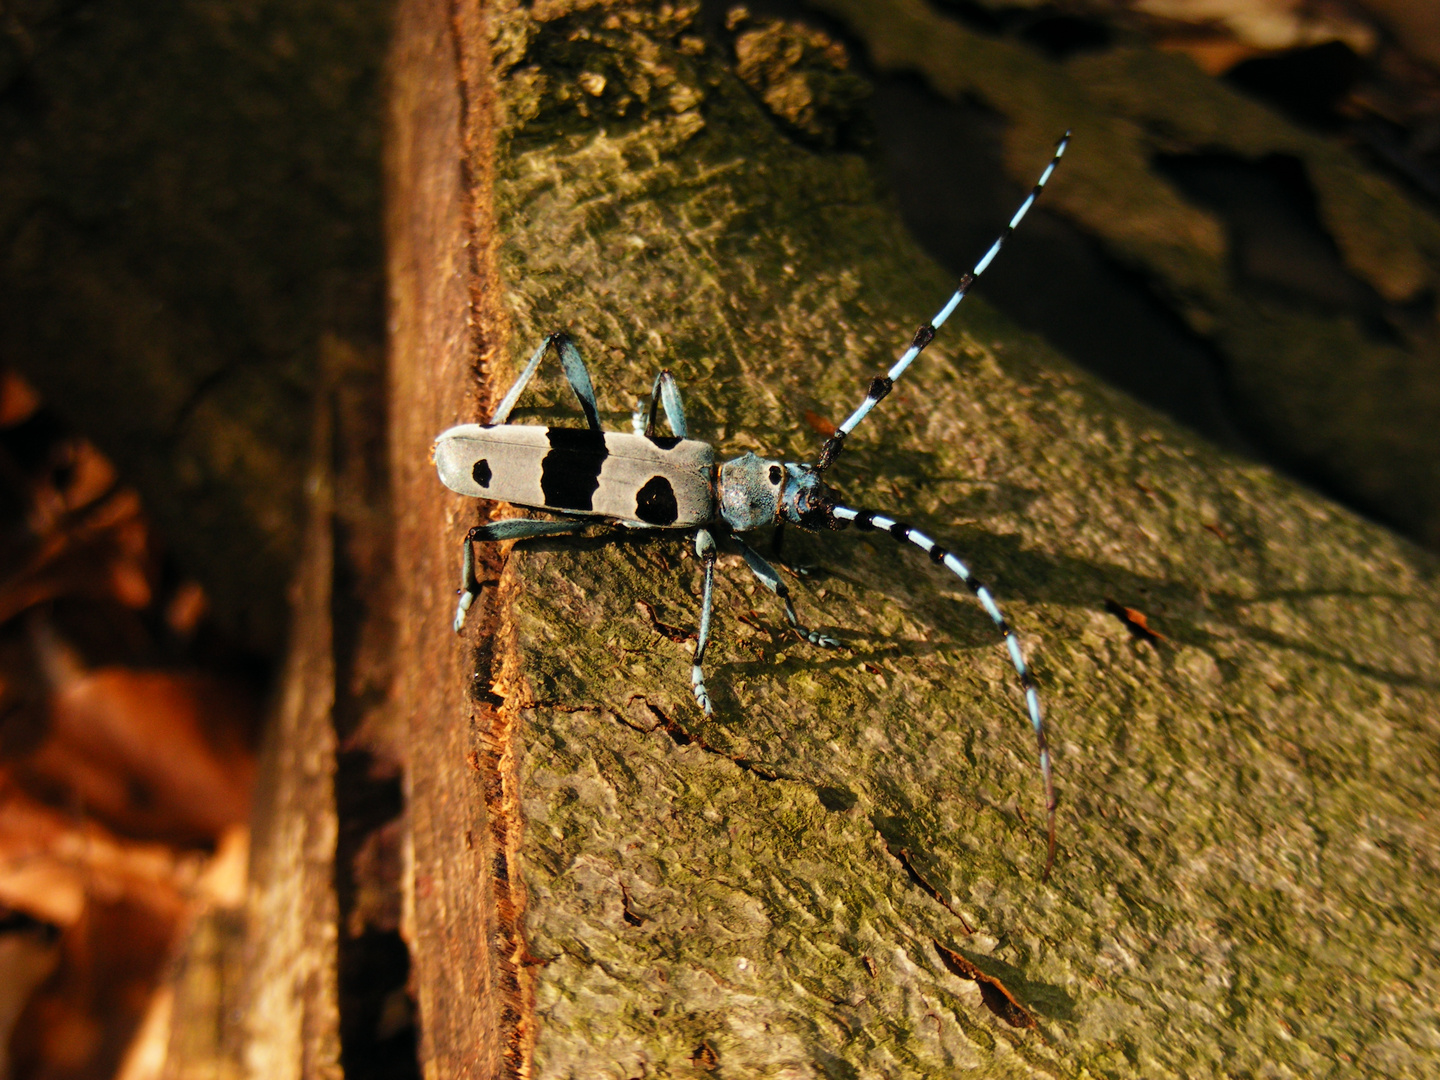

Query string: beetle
[437,133,1069,875]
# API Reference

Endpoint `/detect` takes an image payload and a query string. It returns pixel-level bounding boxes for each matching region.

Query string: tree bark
[386,0,529,1075]
[380,2,1440,1076]
[241,429,342,1080]
[159,1,1440,1076]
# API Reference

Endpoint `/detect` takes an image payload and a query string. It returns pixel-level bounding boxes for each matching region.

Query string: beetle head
[718,453,839,532]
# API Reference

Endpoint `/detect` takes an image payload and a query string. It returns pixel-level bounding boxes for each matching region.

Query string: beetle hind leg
[634,370,689,440]
[489,331,603,431]
[453,517,586,632]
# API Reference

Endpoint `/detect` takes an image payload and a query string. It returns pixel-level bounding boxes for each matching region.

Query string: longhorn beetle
[437,133,1069,876]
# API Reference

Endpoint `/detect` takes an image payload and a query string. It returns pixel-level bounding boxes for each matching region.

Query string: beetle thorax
[718,452,840,532]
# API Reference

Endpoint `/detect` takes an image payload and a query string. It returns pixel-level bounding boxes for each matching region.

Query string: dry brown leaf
[1157,35,1264,74]
[0,781,198,925]
[55,441,119,516]
[111,985,172,1080]
[0,371,40,428]
[802,408,836,437]
[0,920,62,1079]
[32,668,256,843]
[1104,598,1168,642]
[1132,0,1375,53]
[163,581,209,637]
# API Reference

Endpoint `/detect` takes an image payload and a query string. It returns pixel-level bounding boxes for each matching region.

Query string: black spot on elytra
[635,475,679,525]
[541,427,608,511]
[472,458,492,488]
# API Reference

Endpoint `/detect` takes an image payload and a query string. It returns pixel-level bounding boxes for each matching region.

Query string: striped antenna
[816,131,1071,473]
[832,503,1057,880]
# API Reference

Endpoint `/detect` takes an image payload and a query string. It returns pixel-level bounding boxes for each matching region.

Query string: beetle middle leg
[692,527,718,715]
[633,369,688,440]
[768,521,818,578]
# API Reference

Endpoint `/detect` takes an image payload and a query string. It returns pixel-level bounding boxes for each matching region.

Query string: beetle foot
[454,588,477,633]
[691,666,713,716]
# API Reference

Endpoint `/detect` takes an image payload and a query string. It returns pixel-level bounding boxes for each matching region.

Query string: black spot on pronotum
[635,475,679,525]
[647,434,682,450]
[768,464,783,485]
[472,458,492,488]
[540,427,608,511]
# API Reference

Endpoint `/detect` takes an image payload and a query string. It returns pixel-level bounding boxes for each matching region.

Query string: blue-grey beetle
[437,133,1070,875]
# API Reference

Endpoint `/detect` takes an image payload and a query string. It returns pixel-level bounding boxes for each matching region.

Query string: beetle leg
[734,535,839,648]
[692,528,717,715]
[453,517,585,632]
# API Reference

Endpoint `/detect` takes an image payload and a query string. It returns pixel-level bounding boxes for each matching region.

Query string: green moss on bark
[477,3,1440,1075]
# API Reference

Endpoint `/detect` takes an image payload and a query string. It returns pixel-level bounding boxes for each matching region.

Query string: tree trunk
[166,1,1440,1077]
[387,0,526,1074]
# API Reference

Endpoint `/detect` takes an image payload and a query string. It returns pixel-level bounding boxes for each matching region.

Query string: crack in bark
[618,695,797,783]
[635,598,695,643]
[932,940,1039,1031]
[884,843,975,934]
[619,882,645,927]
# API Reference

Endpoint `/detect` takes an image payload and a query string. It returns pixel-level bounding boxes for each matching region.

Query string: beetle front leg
[455,531,480,632]
[734,536,839,648]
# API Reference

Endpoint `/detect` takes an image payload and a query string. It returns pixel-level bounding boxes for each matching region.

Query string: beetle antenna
[833,503,1056,879]
[815,131,1070,474]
